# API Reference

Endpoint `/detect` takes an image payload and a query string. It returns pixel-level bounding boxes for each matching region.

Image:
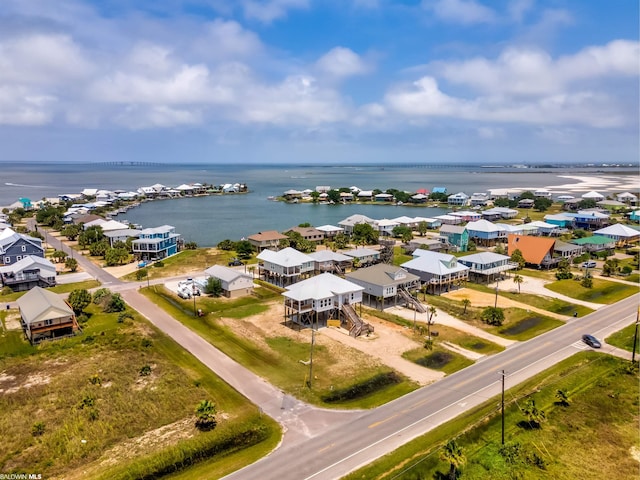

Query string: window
[21,245,26,252]
[3,257,9,264]
[44,319,53,326]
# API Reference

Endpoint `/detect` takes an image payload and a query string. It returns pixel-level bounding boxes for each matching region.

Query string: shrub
[92,288,111,305]
[89,374,102,386]
[31,422,45,437]
[154,261,165,268]
[139,365,152,376]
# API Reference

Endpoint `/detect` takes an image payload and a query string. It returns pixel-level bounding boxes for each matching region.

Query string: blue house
[629,211,640,223]
[0,229,44,265]
[439,225,469,252]
[465,219,506,246]
[543,214,575,228]
[18,197,33,210]
[132,225,181,261]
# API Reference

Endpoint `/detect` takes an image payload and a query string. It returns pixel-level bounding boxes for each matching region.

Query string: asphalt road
[224,294,638,480]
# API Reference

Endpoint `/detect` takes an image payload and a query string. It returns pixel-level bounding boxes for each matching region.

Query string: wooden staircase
[342,304,374,338]
[399,288,427,313]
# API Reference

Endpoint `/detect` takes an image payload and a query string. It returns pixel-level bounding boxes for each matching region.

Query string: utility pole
[632,309,639,363]
[308,328,315,388]
[494,277,500,308]
[500,370,506,445]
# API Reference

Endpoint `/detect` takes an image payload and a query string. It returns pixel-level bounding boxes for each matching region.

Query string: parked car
[228,258,245,266]
[581,261,597,268]
[582,334,601,348]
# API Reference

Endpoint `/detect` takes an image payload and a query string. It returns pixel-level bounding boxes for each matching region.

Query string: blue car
[582,334,601,348]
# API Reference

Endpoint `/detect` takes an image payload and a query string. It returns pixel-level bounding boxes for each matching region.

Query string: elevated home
[470,193,489,207]
[247,230,288,252]
[282,273,364,329]
[569,235,616,254]
[629,211,640,223]
[562,198,581,211]
[554,241,584,259]
[341,247,380,267]
[17,286,79,344]
[507,234,557,268]
[482,207,518,221]
[495,223,526,235]
[593,224,640,246]
[489,189,512,200]
[0,228,44,265]
[132,225,180,261]
[204,265,254,298]
[338,214,376,235]
[411,193,429,204]
[375,193,394,202]
[0,255,56,292]
[357,190,374,201]
[439,225,469,252]
[447,192,469,207]
[284,226,325,244]
[339,192,354,202]
[257,247,315,287]
[564,210,610,230]
[617,192,638,205]
[526,221,560,236]
[517,199,534,208]
[450,211,482,222]
[543,214,575,228]
[315,224,344,239]
[346,264,421,309]
[581,191,605,202]
[308,250,353,275]
[84,219,129,233]
[283,189,303,201]
[534,189,552,198]
[393,216,419,230]
[376,219,400,237]
[104,228,141,247]
[406,238,444,253]
[458,252,517,283]
[401,251,469,295]
[435,214,463,226]
[414,217,442,229]
[465,219,506,247]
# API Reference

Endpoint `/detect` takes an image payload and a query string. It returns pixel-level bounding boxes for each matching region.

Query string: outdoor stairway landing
[342,304,374,338]
[399,288,427,313]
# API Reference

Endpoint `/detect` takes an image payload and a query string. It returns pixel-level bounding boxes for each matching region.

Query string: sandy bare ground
[211,299,443,386]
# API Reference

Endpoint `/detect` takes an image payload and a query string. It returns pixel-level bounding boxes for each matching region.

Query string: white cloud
[507,0,534,22]
[437,40,640,96]
[316,47,370,78]
[193,20,263,60]
[0,85,56,126]
[242,0,309,23]
[423,0,496,25]
[115,105,202,129]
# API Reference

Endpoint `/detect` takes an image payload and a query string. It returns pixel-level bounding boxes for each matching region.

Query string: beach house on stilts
[282,273,373,337]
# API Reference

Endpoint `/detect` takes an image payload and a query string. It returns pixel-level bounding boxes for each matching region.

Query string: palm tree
[522,398,546,428]
[427,306,437,340]
[195,399,217,431]
[513,274,524,293]
[440,439,466,480]
[555,389,570,407]
[461,298,471,314]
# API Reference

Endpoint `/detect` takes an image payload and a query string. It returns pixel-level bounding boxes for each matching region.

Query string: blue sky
[0,0,638,164]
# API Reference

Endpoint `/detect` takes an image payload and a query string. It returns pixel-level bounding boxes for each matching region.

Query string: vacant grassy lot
[545,277,639,304]
[403,346,474,375]
[0,303,279,479]
[0,280,101,302]
[607,323,640,353]
[345,352,639,480]
[143,286,417,408]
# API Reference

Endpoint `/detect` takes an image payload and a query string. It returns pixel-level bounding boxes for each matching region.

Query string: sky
[0,0,638,165]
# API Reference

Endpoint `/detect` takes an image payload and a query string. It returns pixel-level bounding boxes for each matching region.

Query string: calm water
[1,162,637,246]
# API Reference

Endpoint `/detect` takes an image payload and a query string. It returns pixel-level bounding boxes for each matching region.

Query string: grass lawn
[606,323,640,353]
[0,280,101,302]
[466,283,594,317]
[545,277,639,304]
[143,287,417,408]
[624,273,639,283]
[0,302,279,479]
[491,308,564,341]
[345,352,639,480]
[121,248,256,281]
[403,346,474,375]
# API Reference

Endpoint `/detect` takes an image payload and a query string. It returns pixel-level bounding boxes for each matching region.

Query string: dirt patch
[3,311,22,331]
[1,373,51,394]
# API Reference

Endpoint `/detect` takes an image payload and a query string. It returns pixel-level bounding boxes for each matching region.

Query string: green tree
[51,250,67,263]
[334,233,349,249]
[61,224,82,241]
[68,289,92,314]
[65,257,78,272]
[105,247,130,266]
[427,305,437,340]
[352,223,378,245]
[602,258,620,277]
[235,240,255,259]
[217,239,235,251]
[522,398,546,428]
[555,258,573,280]
[518,191,535,200]
[417,221,428,236]
[581,275,593,288]
[89,239,109,257]
[327,189,341,203]
[104,293,126,313]
[440,439,466,480]
[494,243,506,255]
[461,298,471,314]
[392,225,413,242]
[194,400,217,431]
[135,268,148,281]
[481,306,505,326]
[184,241,198,250]
[534,197,553,211]
[204,277,223,297]
[555,389,570,407]
[310,191,320,203]
[510,249,526,269]
[494,197,511,207]
[513,274,524,293]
